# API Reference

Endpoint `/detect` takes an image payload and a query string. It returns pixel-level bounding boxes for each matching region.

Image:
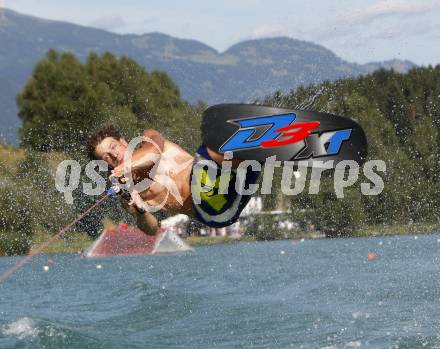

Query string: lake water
[1,234,440,348]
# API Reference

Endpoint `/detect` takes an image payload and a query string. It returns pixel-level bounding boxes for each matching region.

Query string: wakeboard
[201,104,367,166]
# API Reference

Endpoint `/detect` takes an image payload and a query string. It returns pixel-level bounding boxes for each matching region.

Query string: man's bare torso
[137,140,194,215]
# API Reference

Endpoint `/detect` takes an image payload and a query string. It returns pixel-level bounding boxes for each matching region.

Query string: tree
[17,50,200,153]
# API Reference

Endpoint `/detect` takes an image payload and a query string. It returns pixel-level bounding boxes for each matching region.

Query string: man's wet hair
[87,124,123,159]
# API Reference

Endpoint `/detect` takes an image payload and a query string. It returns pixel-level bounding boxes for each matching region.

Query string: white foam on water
[2,317,39,339]
[320,340,362,349]
[2,317,69,342]
[352,311,370,319]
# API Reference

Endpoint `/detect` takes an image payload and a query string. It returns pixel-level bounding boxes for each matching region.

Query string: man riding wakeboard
[87,104,367,235]
[87,124,260,235]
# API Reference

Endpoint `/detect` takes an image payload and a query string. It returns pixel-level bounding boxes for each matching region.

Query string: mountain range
[0,8,416,144]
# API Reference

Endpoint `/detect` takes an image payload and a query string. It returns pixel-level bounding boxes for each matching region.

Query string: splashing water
[2,317,39,339]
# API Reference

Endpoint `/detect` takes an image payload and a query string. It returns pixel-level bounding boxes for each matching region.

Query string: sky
[2,0,440,66]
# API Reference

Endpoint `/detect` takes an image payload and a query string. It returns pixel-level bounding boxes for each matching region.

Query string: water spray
[0,180,124,284]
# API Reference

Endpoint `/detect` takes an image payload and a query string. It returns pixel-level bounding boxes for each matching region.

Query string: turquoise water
[1,234,440,348]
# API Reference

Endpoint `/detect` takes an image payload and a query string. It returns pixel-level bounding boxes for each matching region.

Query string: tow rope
[0,182,122,284]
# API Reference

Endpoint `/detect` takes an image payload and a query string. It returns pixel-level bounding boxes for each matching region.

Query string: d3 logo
[220,113,352,157]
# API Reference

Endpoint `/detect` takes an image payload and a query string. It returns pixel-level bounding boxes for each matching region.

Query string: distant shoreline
[1,223,439,257]
[352,223,440,238]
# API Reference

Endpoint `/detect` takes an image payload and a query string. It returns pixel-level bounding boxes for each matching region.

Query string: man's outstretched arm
[121,197,159,236]
[135,211,159,236]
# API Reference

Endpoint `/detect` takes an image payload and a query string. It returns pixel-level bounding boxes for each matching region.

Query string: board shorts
[190,145,260,228]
